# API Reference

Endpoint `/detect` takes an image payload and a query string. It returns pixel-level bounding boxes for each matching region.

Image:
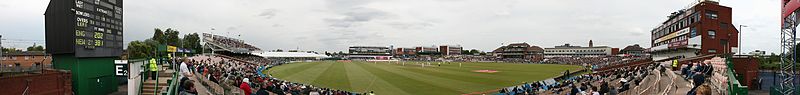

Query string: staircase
[141,64,176,95]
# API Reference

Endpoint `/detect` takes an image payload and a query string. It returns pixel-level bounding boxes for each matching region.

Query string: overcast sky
[0,0,781,53]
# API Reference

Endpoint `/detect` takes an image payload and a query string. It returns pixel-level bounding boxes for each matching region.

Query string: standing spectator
[179,58,194,92]
[180,58,194,79]
[149,58,158,80]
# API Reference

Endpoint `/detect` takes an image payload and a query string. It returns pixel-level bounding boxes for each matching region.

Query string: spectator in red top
[240,78,252,95]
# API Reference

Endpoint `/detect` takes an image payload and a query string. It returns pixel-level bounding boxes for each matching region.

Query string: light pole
[1,35,3,65]
[739,25,747,55]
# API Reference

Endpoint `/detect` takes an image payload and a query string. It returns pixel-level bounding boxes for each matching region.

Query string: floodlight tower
[780,0,800,94]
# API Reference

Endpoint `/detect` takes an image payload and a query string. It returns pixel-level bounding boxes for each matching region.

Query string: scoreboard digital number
[72,0,124,57]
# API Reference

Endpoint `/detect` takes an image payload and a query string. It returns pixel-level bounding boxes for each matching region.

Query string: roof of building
[546,46,611,49]
[493,46,506,52]
[3,51,47,56]
[621,44,646,52]
[492,43,544,52]
[508,43,530,46]
[528,46,544,52]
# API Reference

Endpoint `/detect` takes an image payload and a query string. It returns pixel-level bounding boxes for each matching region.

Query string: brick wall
[0,69,72,95]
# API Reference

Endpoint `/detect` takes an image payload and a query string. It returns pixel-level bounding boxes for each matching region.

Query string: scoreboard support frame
[51,54,119,95]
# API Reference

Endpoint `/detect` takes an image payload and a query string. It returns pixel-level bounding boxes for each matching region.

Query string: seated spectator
[241,78,252,95]
[180,80,197,95]
[695,84,711,95]
[256,82,270,95]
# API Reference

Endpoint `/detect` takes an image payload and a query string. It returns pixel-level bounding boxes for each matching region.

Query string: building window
[706,10,718,20]
[721,22,728,29]
[709,49,717,53]
[690,27,697,37]
[708,30,716,39]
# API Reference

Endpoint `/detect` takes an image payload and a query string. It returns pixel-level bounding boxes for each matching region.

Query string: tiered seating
[190,54,363,95]
[202,33,261,53]
[495,62,660,95]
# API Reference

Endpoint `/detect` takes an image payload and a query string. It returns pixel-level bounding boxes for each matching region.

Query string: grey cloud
[325,0,372,11]
[226,26,238,30]
[256,9,277,19]
[385,21,434,30]
[628,28,646,36]
[324,7,391,28]
[318,0,393,47]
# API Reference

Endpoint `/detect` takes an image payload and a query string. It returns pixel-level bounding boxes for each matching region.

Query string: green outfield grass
[267,61,584,95]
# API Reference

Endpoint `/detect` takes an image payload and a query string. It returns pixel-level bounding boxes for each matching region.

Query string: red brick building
[394,48,417,57]
[415,46,439,54]
[1,51,52,67]
[439,45,463,56]
[492,43,544,61]
[650,1,738,61]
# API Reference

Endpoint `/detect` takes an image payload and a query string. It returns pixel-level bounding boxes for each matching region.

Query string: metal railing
[725,57,748,94]
[21,79,31,95]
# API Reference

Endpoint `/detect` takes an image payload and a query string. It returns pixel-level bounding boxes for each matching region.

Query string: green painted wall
[52,54,119,95]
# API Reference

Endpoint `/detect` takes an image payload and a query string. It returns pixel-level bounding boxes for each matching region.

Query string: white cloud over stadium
[0,0,780,53]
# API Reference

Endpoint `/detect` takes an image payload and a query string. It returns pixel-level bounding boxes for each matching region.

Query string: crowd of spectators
[226,55,279,66]
[680,60,717,95]
[187,54,365,95]
[398,55,649,66]
[203,33,261,51]
[496,63,660,95]
[541,56,650,69]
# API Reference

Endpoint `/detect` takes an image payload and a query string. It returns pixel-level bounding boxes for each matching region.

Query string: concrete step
[142,87,165,92]
[158,74,173,77]
[143,78,172,85]
[141,92,156,95]
[142,83,169,88]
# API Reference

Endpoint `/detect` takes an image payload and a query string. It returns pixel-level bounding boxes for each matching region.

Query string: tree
[2,48,21,53]
[127,40,154,59]
[164,28,181,46]
[26,45,45,51]
[35,46,44,51]
[469,49,480,54]
[127,28,184,59]
[152,28,165,44]
[182,33,201,52]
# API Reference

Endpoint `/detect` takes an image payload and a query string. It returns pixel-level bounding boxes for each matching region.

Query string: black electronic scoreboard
[45,0,123,57]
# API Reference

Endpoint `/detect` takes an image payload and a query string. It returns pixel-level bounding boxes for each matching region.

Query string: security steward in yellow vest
[150,58,158,80]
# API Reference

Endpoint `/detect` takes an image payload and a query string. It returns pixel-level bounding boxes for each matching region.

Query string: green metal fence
[726,56,749,95]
